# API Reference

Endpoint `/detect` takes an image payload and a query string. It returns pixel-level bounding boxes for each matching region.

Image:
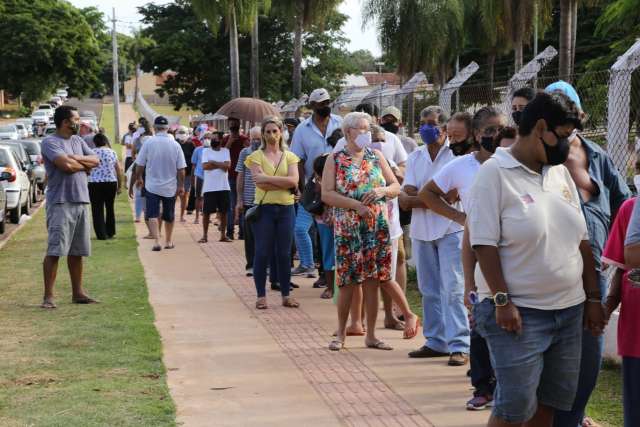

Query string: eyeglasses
[483,125,504,136]
[372,139,385,143]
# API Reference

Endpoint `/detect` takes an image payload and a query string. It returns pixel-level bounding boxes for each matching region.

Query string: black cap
[154,116,169,126]
[284,118,300,127]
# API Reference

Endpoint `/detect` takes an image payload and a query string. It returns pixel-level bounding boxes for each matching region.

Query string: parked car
[0,141,37,204]
[0,124,19,140]
[38,104,54,113]
[14,123,28,139]
[0,146,30,223]
[89,92,103,99]
[49,96,63,107]
[16,118,34,137]
[44,124,57,136]
[0,169,8,233]
[56,89,68,100]
[18,139,46,192]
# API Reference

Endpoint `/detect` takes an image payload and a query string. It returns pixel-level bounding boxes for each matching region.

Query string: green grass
[100,104,115,145]
[149,104,201,126]
[405,266,623,427]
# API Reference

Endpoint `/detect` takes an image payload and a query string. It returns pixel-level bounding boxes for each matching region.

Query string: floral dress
[333,147,392,287]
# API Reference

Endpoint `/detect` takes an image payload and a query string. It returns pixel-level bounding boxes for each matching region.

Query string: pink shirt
[602,197,640,358]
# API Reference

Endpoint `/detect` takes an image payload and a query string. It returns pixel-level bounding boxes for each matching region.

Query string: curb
[0,200,45,251]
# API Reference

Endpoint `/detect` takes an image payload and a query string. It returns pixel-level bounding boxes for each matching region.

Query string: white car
[56,89,68,100]
[31,110,51,124]
[49,96,63,107]
[38,104,54,112]
[14,123,29,139]
[16,118,33,136]
[0,124,19,140]
[0,146,30,223]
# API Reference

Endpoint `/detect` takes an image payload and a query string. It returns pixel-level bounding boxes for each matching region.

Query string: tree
[347,50,378,73]
[250,1,272,98]
[0,0,102,105]
[128,30,155,104]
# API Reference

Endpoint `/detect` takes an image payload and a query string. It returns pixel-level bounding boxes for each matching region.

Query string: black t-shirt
[180,141,195,175]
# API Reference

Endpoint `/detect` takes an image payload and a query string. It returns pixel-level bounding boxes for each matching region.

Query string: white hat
[309,88,331,103]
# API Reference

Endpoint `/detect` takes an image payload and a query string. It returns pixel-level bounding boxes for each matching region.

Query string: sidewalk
[136,218,489,427]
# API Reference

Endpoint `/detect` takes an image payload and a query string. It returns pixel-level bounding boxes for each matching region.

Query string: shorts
[203,191,230,214]
[184,175,192,193]
[474,299,584,423]
[317,222,335,271]
[46,202,91,257]
[145,191,176,223]
[195,177,204,198]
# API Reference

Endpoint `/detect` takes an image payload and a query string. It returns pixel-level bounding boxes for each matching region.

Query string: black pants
[244,205,255,269]
[470,328,495,397]
[88,182,117,240]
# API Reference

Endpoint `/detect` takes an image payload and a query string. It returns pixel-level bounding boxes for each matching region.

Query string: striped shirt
[236,146,258,205]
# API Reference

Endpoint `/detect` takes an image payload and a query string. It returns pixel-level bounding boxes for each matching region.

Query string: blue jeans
[145,191,176,223]
[623,357,640,427]
[553,273,607,427]
[252,204,295,298]
[134,186,145,220]
[413,232,470,353]
[317,223,335,271]
[294,205,314,268]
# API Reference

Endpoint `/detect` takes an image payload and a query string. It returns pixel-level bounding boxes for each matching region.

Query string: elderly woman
[245,116,300,310]
[88,133,123,240]
[468,92,605,427]
[322,112,418,351]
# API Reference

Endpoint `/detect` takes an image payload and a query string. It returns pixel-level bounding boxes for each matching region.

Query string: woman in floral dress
[321,112,419,351]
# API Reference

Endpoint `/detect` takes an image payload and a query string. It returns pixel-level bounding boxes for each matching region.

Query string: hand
[294,189,301,203]
[398,192,410,210]
[128,187,134,199]
[495,303,522,334]
[116,186,122,195]
[454,211,467,226]
[361,188,385,205]
[355,203,373,219]
[584,301,607,336]
[444,189,460,204]
[135,179,144,189]
[463,286,475,311]
[176,187,185,198]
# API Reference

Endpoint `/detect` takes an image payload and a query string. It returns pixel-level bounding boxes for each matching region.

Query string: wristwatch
[493,292,509,307]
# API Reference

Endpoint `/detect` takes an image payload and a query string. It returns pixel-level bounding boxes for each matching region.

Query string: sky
[67,0,381,56]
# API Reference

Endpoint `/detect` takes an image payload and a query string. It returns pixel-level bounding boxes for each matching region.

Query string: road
[0,98,104,246]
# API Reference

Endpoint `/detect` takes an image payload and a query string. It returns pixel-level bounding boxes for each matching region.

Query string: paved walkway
[135,216,489,427]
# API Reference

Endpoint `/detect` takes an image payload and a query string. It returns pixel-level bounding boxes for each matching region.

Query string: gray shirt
[42,134,96,204]
[135,132,186,198]
[83,133,96,149]
[625,198,640,246]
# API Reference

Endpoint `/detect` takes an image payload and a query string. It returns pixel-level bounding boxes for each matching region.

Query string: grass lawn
[0,104,176,426]
[149,104,201,126]
[405,267,623,427]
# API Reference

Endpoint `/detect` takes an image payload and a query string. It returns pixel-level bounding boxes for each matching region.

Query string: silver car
[0,124,19,140]
[14,123,29,139]
[0,146,30,223]
[18,139,46,190]
[16,118,34,137]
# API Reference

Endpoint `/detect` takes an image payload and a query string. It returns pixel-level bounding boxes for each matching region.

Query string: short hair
[93,132,109,147]
[355,103,379,118]
[518,92,583,136]
[370,124,385,140]
[249,126,262,139]
[495,126,517,145]
[341,112,372,136]
[512,87,537,101]
[420,106,449,124]
[449,112,473,133]
[54,105,77,128]
[472,106,504,131]
[313,153,329,176]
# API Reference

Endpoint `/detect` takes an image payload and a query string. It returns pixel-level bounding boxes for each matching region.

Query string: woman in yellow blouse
[245,116,300,309]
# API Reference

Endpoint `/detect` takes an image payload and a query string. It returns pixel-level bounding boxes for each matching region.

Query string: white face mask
[634,175,640,191]
[203,139,211,148]
[283,129,290,142]
[370,142,383,151]
[354,131,371,149]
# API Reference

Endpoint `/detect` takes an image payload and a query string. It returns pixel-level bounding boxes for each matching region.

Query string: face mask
[229,125,240,132]
[315,106,332,118]
[203,139,211,147]
[370,142,383,151]
[634,175,640,191]
[283,129,290,142]
[450,140,473,156]
[69,122,80,135]
[251,139,261,150]
[480,136,497,154]
[265,134,279,145]
[419,124,440,145]
[354,132,371,149]
[541,129,570,165]
[176,134,188,142]
[512,111,523,126]
[381,122,399,134]
[211,139,221,148]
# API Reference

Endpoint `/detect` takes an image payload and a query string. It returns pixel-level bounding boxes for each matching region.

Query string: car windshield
[33,112,45,116]
[0,149,10,165]
[0,126,15,132]
[21,142,39,155]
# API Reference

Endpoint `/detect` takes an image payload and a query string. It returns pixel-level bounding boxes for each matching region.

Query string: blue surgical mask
[355,132,371,149]
[419,124,440,145]
[251,139,261,150]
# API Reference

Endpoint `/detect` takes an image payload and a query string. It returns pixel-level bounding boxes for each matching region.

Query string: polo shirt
[403,141,462,242]
[291,114,342,182]
[468,148,588,310]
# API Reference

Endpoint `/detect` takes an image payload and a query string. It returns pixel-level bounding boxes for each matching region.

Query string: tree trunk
[513,1,525,72]
[488,52,496,92]
[229,8,241,99]
[407,92,415,138]
[569,0,578,78]
[292,1,304,98]
[250,14,260,98]
[559,0,572,82]
[134,63,140,107]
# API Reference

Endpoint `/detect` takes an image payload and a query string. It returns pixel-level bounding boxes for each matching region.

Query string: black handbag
[301,178,324,215]
[244,152,285,224]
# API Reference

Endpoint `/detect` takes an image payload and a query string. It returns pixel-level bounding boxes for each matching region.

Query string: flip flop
[332,328,366,337]
[72,296,99,304]
[366,340,393,351]
[164,244,175,249]
[143,235,155,239]
[198,238,208,243]
[384,321,405,331]
[219,237,232,243]
[152,245,162,251]
[328,340,344,351]
[282,297,300,308]
[255,299,267,310]
[320,289,333,299]
[40,300,57,309]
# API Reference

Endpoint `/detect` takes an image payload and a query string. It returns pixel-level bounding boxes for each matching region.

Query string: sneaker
[291,265,316,278]
[408,346,449,358]
[246,268,253,277]
[448,352,469,366]
[466,395,493,411]
[312,276,327,288]
[290,282,300,289]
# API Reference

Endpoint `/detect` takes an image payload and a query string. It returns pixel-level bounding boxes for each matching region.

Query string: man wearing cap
[123,122,137,173]
[545,81,631,427]
[290,88,342,278]
[380,106,418,155]
[283,117,300,145]
[133,116,187,252]
[80,121,97,149]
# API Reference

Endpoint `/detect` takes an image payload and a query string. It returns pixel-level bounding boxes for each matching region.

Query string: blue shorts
[145,191,176,223]
[474,299,583,424]
[317,222,335,271]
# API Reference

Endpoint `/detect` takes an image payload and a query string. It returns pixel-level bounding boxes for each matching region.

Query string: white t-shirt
[135,132,187,198]
[468,148,588,310]
[202,148,231,193]
[123,134,133,158]
[432,152,481,213]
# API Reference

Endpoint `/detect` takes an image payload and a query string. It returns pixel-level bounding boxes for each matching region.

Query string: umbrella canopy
[215,97,280,123]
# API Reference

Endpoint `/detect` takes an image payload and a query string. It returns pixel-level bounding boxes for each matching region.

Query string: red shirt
[602,197,640,358]
[223,134,249,179]
[191,137,202,148]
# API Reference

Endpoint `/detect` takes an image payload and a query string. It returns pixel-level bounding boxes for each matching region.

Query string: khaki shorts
[46,203,91,257]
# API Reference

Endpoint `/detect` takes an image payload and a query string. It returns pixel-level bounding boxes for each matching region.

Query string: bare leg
[43,255,59,303]
[335,285,355,344]
[179,192,188,222]
[347,285,364,334]
[201,213,210,241]
[148,218,160,246]
[164,220,175,246]
[362,280,380,345]
[381,288,403,328]
[380,279,419,338]
[158,218,163,237]
[195,198,202,223]
[523,404,554,427]
[219,213,229,241]
[68,255,88,299]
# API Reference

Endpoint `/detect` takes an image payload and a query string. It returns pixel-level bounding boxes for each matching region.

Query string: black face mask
[314,106,331,118]
[480,136,497,154]
[211,139,221,147]
[450,140,473,156]
[229,126,240,132]
[512,111,523,126]
[380,122,399,134]
[541,130,570,165]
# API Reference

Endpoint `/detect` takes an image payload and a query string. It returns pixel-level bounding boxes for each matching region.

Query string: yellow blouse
[244,149,299,205]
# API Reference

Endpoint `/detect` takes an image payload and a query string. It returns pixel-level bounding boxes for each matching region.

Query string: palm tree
[250,1,271,98]
[559,0,603,81]
[190,0,264,99]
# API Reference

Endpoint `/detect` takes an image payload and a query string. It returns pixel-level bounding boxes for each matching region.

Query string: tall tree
[249,1,272,98]
[128,30,155,104]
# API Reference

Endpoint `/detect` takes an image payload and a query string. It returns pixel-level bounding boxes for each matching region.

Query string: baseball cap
[154,116,169,126]
[381,106,402,122]
[283,118,300,128]
[309,88,331,103]
[545,81,582,110]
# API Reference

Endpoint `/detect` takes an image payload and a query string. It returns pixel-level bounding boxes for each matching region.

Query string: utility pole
[455,56,460,112]
[533,1,539,88]
[112,7,121,143]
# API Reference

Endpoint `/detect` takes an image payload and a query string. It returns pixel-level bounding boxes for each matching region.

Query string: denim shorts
[317,222,335,271]
[474,299,584,424]
[145,191,176,223]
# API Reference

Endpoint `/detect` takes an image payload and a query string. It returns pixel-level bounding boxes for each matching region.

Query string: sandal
[198,237,208,243]
[384,320,405,331]
[255,298,267,310]
[320,289,333,299]
[366,340,393,351]
[72,296,99,304]
[40,300,57,309]
[152,245,162,251]
[282,297,300,308]
[219,237,232,243]
[164,244,175,249]
[328,340,344,351]
[143,235,155,240]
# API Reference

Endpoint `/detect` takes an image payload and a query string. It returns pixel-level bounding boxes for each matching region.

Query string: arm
[400,185,428,209]
[236,171,244,207]
[361,150,400,205]
[462,226,477,308]
[114,159,124,193]
[203,160,230,171]
[580,240,606,335]
[605,155,632,218]
[393,162,406,184]
[297,162,305,192]
[320,154,370,218]
[176,168,186,197]
[605,268,622,320]
[52,156,88,174]
[419,180,466,225]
